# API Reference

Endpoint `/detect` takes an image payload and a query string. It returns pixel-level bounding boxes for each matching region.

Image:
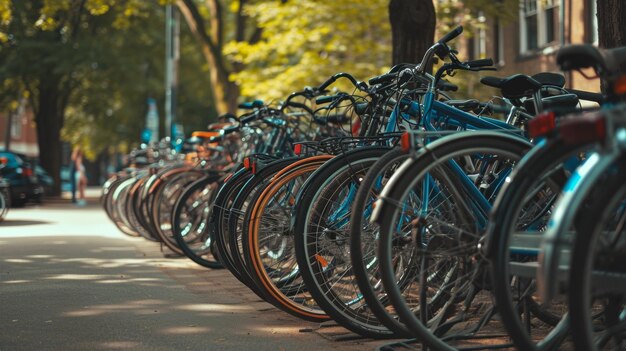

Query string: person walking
[73,147,87,206]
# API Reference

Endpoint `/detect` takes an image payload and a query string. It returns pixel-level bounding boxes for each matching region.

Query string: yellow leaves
[86,0,111,15]
[225,0,391,102]
[30,0,146,31]
[0,0,11,25]
[229,1,239,14]
[35,16,57,30]
[36,0,70,29]
[0,0,8,42]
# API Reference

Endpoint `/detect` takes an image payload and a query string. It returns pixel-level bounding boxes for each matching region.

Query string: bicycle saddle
[480,72,564,90]
[532,72,566,88]
[499,74,543,99]
[557,44,626,75]
[479,76,504,88]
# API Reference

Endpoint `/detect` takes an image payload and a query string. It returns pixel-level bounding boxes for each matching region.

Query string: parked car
[0,151,43,206]
[35,164,54,188]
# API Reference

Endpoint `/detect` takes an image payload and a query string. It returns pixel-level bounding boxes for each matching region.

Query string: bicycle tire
[172,173,224,269]
[488,138,586,350]
[293,146,398,337]
[349,147,414,337]
[375,131,532,351]
[246,155,334,322]
[568,156,626,351]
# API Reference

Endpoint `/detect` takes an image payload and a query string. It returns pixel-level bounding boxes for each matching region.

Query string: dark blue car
[0,151,43,206]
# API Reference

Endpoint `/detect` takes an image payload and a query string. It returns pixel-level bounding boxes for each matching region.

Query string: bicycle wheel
[126,173,159,241]
[151,168,206,254]
[488,138,587,350]
[245,155,333,322]
[110,175,142,237]
[172,173,224,269]
[134,169,162,241]
[211,167,255,282]
[294,146,399,337]
[227,157,300,289]
[133,168,161,241]
[349,148,414,337]
[374,131,532,351]
[569,156,626,351]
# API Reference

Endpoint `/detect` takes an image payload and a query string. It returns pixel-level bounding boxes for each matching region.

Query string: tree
[597,0,626,49]
[61,5,215,158]
[389,0,435,66]
[176,0,261,114]
[223,0,391,102]
[0,1,215,193]
[0,1,156,194]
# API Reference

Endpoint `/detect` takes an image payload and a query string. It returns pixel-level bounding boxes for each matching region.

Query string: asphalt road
[0,194,390,351]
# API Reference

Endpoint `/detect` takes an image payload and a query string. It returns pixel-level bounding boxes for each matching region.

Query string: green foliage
[224,0,391,102]
[0,0,214,160]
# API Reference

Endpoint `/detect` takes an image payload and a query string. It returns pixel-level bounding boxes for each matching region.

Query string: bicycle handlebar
[438,26,463,45]
[466,58,494,68]
[567,89,605,103]
[368,73,396,85]
[317,72,368,92]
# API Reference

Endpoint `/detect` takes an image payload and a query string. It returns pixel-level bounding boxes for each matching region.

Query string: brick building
[455,0,600,97]
[0,99,38,157]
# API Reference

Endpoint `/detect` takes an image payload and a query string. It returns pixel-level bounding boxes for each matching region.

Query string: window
[521,0,538,51]
[519,0,560,54]
[472,11,487,59]
[589,0,598,44]
[544,0,558,44]
[494,19,505,66]
[10,112,21,139]
[10,99,26,139]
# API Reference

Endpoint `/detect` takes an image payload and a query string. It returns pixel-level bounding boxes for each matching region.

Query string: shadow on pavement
[0,235,372,351]
[0,219,51,227]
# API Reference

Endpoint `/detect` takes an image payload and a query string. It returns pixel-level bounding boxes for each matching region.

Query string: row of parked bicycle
[102,27,625,351]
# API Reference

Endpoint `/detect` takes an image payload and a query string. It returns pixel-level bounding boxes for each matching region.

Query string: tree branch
[205,0,223,49]
[177,0,217,53]
[248,27,262,45]
[235,0,246,42]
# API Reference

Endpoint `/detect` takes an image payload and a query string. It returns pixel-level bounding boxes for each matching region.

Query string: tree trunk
[389,0,436,68]
[596,0,626,49]
[35,78,63,196]
[177,0,239,114]
[596,0,626,93]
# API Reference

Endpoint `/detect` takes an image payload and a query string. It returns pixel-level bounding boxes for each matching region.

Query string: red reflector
[527,112,556,138]
[558,113,606,145]
[400,132,411,152]
[294,144,303,156]
[23,168,33,177]
[352,119,361,136]
[251,162,257,174]
[614,74,626,95]
[243,158,251,169]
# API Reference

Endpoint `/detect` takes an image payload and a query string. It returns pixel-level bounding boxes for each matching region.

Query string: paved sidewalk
[0,199,390,351]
